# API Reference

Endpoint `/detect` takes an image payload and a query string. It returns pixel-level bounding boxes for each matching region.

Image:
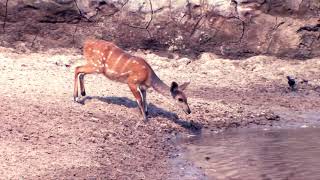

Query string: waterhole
[181,126,320,180]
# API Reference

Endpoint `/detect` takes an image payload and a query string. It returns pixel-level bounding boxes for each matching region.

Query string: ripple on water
[182,127,320,180]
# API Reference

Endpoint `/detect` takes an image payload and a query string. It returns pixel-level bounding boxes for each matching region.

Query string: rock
[177,57,192,65]
[0,0,319,59]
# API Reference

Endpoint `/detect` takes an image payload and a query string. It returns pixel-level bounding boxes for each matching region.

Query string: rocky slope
[0,0,319,59]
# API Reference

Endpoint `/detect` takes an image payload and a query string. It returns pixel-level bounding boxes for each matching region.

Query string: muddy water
[181,126,320,180]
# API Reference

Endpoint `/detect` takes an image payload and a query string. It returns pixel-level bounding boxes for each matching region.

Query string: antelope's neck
[151,72,171,98]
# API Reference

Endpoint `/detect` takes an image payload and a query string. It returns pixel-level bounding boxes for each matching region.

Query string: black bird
[287,76,296,90]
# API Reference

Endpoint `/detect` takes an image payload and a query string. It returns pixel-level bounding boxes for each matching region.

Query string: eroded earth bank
[0,46,319,179]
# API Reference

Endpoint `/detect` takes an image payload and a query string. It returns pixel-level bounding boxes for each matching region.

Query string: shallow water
[182,127,320,180]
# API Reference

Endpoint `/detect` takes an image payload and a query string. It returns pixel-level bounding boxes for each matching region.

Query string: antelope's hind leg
[79,73,86,96]
[73,67,80,102]
[73,65,98,103]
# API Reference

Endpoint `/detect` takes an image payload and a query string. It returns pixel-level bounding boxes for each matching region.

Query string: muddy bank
[0,46,320,178]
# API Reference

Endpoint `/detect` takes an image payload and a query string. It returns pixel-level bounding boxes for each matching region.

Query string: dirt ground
[0,46,319,179]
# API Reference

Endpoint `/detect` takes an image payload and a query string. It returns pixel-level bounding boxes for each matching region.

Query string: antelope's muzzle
[184,106,191,114]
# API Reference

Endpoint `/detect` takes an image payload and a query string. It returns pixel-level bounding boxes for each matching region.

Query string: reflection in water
[183,127,320,180]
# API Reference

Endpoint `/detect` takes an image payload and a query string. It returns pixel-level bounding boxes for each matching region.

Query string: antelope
[73,38,191,121]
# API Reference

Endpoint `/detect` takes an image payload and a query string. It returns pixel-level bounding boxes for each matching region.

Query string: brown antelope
[73,38,191,121]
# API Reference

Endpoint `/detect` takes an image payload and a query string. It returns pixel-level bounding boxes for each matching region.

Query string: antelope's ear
[170,81,179,94]
[179,81,190,90]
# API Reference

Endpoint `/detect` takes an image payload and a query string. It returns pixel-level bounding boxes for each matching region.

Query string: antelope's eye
[178,98,184,102]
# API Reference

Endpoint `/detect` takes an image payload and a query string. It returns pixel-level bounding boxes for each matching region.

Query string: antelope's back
[84,39,113,62]
[84,39,133,63]
[82,39,154,85]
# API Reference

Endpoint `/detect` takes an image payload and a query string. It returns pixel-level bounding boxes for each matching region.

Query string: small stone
[301,124,308,128]
[177,57,192,65]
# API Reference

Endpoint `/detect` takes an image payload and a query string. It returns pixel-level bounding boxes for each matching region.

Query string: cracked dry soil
[0,47,319,179]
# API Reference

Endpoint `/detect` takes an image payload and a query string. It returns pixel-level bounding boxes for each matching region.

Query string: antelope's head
[170,81,191,114]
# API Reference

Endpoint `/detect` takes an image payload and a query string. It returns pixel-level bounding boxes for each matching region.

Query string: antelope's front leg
[140,88,148,116]
[128,83,148,122]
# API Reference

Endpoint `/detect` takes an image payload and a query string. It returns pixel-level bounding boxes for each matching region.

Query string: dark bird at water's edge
[287,76,296,91]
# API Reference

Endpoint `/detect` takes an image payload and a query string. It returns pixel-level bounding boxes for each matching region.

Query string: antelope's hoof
[74,96,80,103]
[145,110,149,116]
[143,117,149,123]
[81,91,86,96]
